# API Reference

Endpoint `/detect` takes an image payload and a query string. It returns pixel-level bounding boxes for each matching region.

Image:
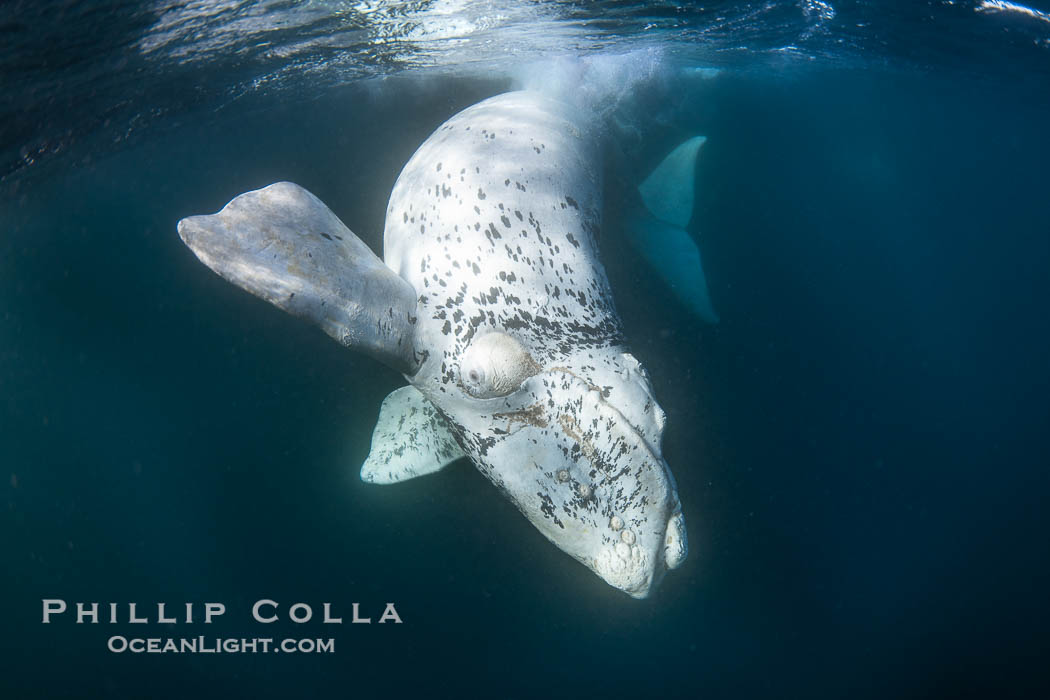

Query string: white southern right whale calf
[178,90,710,598]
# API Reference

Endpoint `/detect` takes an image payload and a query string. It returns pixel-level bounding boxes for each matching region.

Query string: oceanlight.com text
[107,636,335,654]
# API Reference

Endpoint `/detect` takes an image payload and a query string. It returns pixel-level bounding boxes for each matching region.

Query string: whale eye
[459,332,540,399]
[462,365,488,396]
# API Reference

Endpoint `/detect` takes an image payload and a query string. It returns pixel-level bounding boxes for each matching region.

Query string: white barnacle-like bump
[576,482,592,499]
[459,331,540,399]
[609,515,624,531]
[620,529,636,545]
[556,469,570,482]
[663,510,688,570]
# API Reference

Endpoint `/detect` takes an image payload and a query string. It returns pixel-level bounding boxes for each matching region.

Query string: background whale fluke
[628,136,719,323]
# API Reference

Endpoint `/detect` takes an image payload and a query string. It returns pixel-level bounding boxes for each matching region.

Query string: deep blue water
[3,2,1050,698]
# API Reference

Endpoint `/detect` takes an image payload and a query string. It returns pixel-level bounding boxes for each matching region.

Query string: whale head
[426,331,687,599]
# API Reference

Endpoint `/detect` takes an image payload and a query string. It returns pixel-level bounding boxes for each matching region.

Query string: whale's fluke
[626,211,719,324]
[638,135,706,229]
[630,136,719,323]
[361,386,465,484]
[178,182,421,374]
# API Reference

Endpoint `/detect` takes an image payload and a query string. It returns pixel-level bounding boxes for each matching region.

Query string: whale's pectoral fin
[630,135,719,323]
[361,386,465,484]
[178,181,421,374]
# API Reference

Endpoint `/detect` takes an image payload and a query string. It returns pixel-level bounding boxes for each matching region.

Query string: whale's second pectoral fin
[178,181,421,374]
[361,386,465,484]
[631,136,719,323]
[638,135,706,229]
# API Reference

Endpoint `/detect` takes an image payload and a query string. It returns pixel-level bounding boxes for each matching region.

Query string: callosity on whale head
[177,90,688,598]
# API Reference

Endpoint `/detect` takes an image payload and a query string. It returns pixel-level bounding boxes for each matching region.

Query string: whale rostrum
[178,91,695,598]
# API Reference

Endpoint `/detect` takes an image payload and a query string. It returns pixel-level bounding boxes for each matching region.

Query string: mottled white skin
[178,91,689,598]
[384,92,686,598]
[361,386,464,484]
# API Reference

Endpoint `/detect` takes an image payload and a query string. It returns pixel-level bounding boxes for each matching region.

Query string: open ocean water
[2,1,1050,697]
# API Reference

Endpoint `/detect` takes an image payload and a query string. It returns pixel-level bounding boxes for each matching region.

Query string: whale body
[178,91,689,598]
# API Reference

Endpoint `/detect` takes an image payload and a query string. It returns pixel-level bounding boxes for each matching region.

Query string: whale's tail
[177,181,422,374]
[626,136,719,324]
